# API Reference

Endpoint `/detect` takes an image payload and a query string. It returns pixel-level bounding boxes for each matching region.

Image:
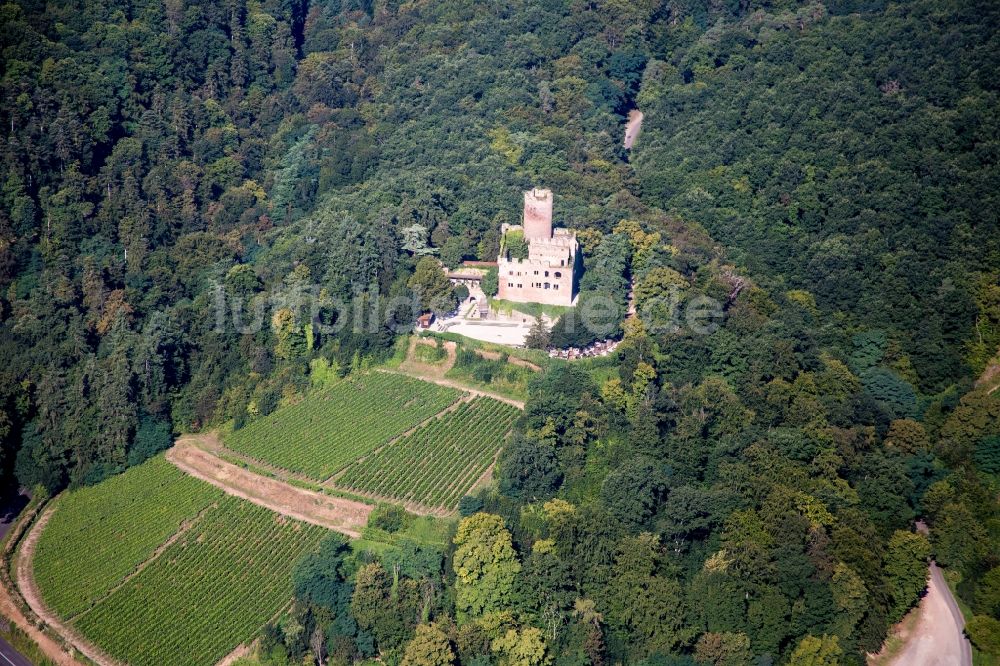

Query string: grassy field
[224,372,461,480]
[72,496,326,666]
[413,341,448,364]
[353,513,456,556]
[33,456,223,618]
[336,396,520,510]
[445,348,536,401]
[423,331,624,400]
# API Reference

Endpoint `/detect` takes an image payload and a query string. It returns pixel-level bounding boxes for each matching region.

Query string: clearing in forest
[224,371,461,480]
[335,396,520,511]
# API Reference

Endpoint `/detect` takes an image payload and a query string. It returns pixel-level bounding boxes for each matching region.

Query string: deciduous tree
[453,514,522,621]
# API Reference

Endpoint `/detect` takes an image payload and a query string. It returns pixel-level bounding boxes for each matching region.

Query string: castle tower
[523,188,553,240]
[497,188,578,307]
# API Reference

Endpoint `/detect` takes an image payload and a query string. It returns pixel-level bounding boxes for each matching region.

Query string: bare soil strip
[217,643,253,666]
[974,351,1000,394]
[181,427,462,518]
[14,506,121,666]
[193,431,338,488]
[167,438,371,538]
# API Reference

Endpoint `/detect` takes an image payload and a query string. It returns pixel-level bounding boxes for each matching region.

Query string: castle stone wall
[497,257,574,306]
[495,188,579,307]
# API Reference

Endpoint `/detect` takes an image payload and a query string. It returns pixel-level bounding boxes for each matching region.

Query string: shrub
[966,615,1000,655]
[368,503,410,533]
[503,230,529,260]
[481,266,499,297]
[458,495,484,517]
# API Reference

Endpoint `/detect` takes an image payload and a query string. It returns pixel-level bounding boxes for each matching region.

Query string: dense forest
[1,0,998,664]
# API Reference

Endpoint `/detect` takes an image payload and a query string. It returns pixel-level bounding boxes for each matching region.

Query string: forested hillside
[634,0,1000,392]
[1,0,998,664]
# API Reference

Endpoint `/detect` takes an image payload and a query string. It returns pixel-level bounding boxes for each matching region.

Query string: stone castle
[497,188,580,307]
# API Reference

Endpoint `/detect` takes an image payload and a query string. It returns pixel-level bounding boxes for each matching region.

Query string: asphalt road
[0,635,33,666]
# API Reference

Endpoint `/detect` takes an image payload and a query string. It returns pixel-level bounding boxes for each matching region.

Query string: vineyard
[225,372,460,480]
[33,456,223,618]
[72,496,327,666]
[336,397,520,510]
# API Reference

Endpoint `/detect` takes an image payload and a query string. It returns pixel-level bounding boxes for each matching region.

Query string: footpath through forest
[624,109,644,149]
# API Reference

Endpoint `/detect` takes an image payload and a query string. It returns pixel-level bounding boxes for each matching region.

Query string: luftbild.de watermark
[212,283,723,339]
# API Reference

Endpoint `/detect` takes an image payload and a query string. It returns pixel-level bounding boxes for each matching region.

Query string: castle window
[544,282,550,289]
[544,271,549,277]
[508,271,513,276]
[554,271,562,278]
[518,284,522,288]
[554,284,559,290]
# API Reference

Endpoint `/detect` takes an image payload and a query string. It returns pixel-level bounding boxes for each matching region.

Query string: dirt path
[0,577,78,666]
[216,642,253,666]
[390,339,525,408]
[474,349,541,371]
[168,438,371,538]
[185,431,456,517]
[378,368,525,409]
[194,431,328,488]
[624,109,644,149]
[0,506,84,666]
[14,506,121,666]
[884,562,971,666]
